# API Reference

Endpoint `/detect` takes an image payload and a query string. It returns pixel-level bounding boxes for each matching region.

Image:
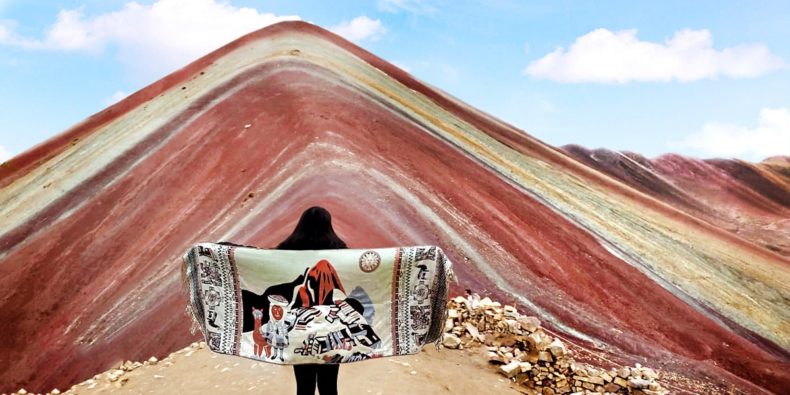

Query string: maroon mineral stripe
[1,21,788,394]
[0,21,294,188]
[0,59,303,255]
[294,20,789,263]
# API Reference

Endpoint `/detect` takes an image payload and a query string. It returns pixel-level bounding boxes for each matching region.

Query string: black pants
[293,364,339,395]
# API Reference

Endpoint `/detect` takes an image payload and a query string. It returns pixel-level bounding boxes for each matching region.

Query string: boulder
[465,322,483,341]
[547,338,567,358]
[505,319,521,333]
[613,377,629,387]
[488,351,505,364]
[500,361,521,378]
[587,375,604,385]
[444,318,454,332]
[442,333,461,349]
[641,367,659,380]
[629,378,651,389]
[519,351,539,364]
[518,316,541,332]
[504,305,518,315]
[525,332,544,351]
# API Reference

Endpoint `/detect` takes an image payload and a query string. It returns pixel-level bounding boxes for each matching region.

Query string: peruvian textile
[182,242,453,365]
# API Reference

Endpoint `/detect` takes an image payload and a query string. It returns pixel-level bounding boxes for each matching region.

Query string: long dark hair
[275,206,347,250]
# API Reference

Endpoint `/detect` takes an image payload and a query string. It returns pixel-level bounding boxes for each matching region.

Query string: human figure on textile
[264,295,290,361]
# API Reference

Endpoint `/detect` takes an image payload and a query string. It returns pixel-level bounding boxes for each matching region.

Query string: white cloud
[0,144,12,162]
[0,19,39,47]
[672,107,790,161]
[524,28,786,83]
[377,0,437,14]
[330,16,386,43]
[0,0,300,80]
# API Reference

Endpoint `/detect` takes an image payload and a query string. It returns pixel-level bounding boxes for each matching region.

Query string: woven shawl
[182,242,453,364]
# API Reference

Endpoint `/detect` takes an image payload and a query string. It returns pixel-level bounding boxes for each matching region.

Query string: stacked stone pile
[442,295,669,395]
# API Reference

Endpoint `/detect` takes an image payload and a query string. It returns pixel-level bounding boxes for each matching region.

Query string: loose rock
[442,333,461,349]
[444,294,668,394]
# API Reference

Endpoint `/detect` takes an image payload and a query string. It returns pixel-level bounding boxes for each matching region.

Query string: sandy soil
[59,344,520,395]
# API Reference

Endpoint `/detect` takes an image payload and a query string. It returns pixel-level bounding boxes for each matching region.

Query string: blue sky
[1,0,788,162]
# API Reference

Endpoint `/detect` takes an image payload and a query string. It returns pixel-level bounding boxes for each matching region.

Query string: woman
[275,206,346,395]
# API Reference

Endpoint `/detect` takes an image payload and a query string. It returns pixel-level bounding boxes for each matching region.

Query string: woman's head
[293,206,334,235]
[275,206,347,250]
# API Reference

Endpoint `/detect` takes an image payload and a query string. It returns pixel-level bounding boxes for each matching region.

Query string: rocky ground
[6,343,517,395]
[7,295,705,395]
[442,295,669,395]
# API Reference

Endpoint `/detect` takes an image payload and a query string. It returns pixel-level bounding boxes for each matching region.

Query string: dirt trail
[54,344,519,395]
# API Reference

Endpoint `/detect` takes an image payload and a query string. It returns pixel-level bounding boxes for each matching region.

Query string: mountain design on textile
[348,286,375,325]
[296,259,347,307]
[241,259,349,332]
[238,257,379,364]
[0,21,788,394]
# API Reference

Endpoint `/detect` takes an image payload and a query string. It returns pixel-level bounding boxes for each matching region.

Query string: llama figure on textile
[251,307,271,359]
[264,295,290,361]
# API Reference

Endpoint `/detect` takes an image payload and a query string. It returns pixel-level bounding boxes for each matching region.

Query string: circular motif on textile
[414,283,430,302]
[359,251,381,273]
[204,289,221,307]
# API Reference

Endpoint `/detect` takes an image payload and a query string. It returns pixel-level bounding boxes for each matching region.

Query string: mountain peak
[1,20,788,394]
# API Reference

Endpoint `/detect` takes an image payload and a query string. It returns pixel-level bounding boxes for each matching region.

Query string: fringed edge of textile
[181,248,206,336]
[427,247,454,349]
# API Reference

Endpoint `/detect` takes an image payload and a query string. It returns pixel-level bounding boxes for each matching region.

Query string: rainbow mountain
[0,21,788,394]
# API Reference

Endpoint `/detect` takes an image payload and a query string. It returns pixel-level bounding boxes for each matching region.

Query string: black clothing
[220,206,345,395]
[276,206,347,250]
[279,206,345,395]
[294,364,339,395]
